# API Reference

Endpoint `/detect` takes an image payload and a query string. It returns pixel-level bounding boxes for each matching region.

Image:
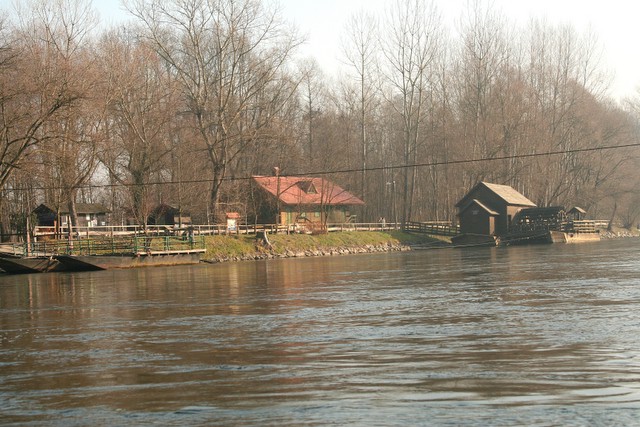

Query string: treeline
[1,0,639,238]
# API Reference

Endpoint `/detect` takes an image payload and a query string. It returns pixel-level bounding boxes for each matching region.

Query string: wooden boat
[0,254,65,274]
[55,249,205,271]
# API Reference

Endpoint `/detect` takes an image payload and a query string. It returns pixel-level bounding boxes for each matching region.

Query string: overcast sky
[2,0,638,101]
[275,0,639,101]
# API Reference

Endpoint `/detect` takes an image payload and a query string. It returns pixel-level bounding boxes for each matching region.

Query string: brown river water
[1,239,640,426]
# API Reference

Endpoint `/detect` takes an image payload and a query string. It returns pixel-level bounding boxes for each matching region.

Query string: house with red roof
[252,174,364,228]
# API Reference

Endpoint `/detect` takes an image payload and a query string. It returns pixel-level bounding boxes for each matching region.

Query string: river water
[1,239,639,426]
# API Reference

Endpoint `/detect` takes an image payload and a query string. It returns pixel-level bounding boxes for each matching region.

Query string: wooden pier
[1,236,206,273]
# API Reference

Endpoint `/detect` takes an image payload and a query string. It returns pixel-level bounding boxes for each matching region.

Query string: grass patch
[202,231,447,260]
[204,235,258,259]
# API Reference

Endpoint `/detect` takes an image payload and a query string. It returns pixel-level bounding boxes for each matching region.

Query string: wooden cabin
[33,203,110,228]
[456,182,536,237]
[567,206,587,221]
[148,204,191,226]
[252,175,364,228]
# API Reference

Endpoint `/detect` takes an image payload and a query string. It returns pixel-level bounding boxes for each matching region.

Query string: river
[1,239,639,426]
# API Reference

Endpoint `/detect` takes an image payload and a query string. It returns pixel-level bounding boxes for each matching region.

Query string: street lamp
[274,166,281,227]
[386,180,397,228]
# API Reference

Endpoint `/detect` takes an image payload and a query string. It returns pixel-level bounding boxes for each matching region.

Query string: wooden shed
[148,204,191,226]
[567,206,587,221]
[33,203,110,228]
[456,182,536,236]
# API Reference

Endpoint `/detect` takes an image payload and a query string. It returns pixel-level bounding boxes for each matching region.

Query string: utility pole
[274,167,281,227]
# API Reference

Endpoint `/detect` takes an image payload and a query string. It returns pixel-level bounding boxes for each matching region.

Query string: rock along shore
[201,242,415,264]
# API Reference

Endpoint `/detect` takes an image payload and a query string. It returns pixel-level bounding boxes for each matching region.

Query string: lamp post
[386,180,397,229]
[274,166,281,228]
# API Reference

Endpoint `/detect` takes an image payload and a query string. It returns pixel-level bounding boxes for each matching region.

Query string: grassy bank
[202,231,449,262]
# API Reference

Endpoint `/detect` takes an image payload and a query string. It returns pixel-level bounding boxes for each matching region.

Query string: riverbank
[200,226,640,263]
[201,231,450,263]
[599,226,640,239]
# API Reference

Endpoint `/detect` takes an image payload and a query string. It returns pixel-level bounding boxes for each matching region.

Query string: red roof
[253,176,365,206]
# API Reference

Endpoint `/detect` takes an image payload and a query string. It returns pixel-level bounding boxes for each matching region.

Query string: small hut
[567,207,587,221]
[456,182,536,236]
[148,204,191,226]
[33,203,110,228]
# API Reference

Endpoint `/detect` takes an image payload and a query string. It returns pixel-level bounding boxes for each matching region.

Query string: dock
[1,235,206,273]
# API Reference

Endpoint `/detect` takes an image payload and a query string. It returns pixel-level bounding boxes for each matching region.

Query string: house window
[314,212,320,218]
[297,180,317,194]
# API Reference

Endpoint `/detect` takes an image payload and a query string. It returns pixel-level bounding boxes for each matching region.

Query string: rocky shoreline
[201,242,413,263]
[599,230,639,239]
[200,229,638,264]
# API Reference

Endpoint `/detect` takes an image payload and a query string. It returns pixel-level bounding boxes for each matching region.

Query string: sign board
[226,212,240,232]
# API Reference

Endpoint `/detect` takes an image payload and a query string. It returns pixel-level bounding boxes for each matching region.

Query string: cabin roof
[253,175,365,206]
[480,182,536,206]
[456,182,536,208]
[460,199,499,216]
[568,206,587,214]
[33,203,110,215]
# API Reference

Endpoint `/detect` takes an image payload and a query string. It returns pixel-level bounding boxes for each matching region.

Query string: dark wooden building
[456,182,536,237]
[567,206,587,221]
[33,203,110,228]
[148,204,191,226]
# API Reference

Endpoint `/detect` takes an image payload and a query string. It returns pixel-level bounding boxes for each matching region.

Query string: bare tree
[127,0,301,222]
[98,29,179,227]
[341,10,380,208]
[452,0,513,187]
[298,58,326,165]
[27,0,100,236]
[525,20,606,206]
[380,0,442,223]
[0,0,96,239]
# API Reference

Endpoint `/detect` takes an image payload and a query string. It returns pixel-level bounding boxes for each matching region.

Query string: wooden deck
[12,235,206,258]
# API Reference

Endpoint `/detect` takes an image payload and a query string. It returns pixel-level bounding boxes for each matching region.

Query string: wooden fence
[403,221,460,236]
[3,235,206,257]
[32,223,402,239]
[31,218,610,241]
[567,220,597,234]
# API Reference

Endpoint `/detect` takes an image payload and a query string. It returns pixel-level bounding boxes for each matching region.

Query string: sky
[1,0,638,101]
[275,0,640,101]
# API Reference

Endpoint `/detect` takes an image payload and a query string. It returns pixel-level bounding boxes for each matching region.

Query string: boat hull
[558,231,601,244]
[56,252,203,271]
[0,255,65,274]
[501,230,601,245]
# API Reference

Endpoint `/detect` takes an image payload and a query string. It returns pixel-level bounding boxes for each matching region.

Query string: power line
[6,142,640,192]
[297,142,640,177]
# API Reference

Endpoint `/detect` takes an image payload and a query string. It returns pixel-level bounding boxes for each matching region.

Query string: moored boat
[55,250,204,271]
[0,254,65,274]
[2,235,207,273]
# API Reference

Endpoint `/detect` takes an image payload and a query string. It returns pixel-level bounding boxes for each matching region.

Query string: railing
[404,221,460,236]
[33,222,404,238]
[511,219,598,235]
[16,235,206,257]
[567,220,597,234]
[29,220,470,242]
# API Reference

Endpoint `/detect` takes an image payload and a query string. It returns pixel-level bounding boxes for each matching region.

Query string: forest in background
[1,0,639,239]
